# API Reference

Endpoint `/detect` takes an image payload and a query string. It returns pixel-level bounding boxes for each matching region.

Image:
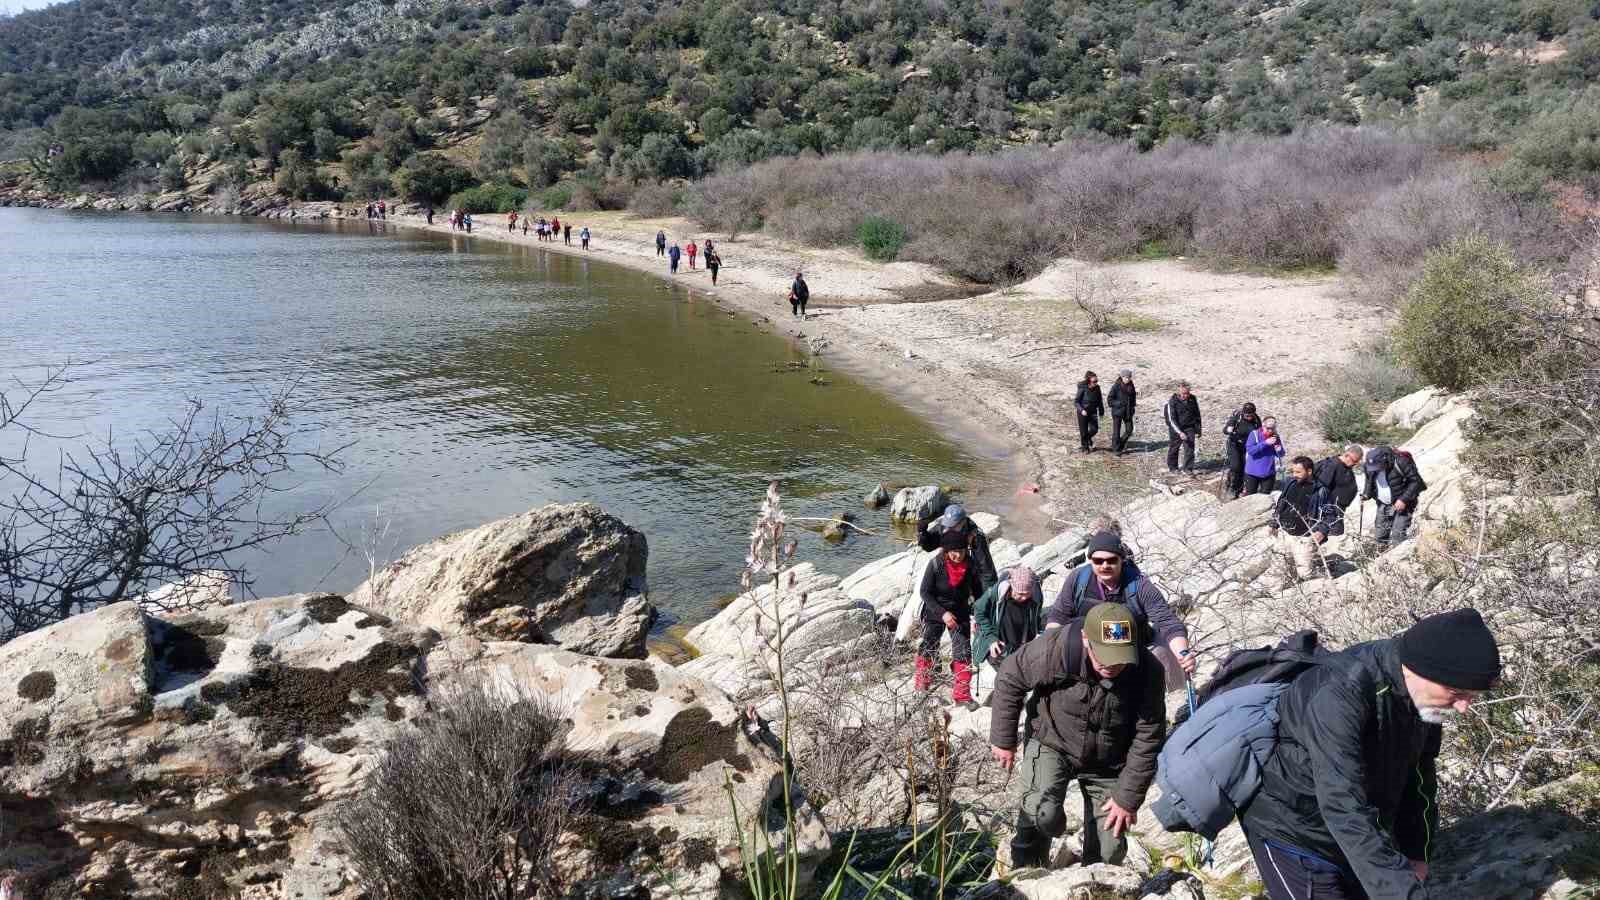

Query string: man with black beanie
[1241,609,1500,900]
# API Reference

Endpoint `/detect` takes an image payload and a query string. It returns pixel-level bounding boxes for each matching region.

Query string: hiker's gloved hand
[1410,860,1428,881]
[991,746,1015,770]
[1101,798,1137,836]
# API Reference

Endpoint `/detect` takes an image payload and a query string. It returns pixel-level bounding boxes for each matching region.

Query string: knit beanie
[1399,609,1501,691]
[1086,531,1123,559]
[940,529,966,552]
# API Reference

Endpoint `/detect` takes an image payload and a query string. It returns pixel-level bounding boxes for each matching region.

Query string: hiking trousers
[1078,413,1100,449]
[917,616,971,664]
[1011,740,1127,867]
[1275,530,1320,580]
[1374,503,1413,548]
[1111,415,1133,453]
[1246,832,1368,900]
[1167,433,1196,473]
[1243,473,1276,496]
[1226,443,1248,495]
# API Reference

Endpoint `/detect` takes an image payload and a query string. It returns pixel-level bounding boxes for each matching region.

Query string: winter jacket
[1244,429,1285,479]
[1044,562,1187,647]
[989,623,1168,811]
[1274,477,1326,537]
[1108,379,1137,418]
[1223,410,1260,448]
[1361,450,1427,508]
[791,277,810,303]
[1313,456,1359,536]
[918,552,984,623]
[668,245,681,261]
[1164,393,1202,437]
[973,575,1044,666]
[918,519,999,590]
[1075,381,1105,418]
[1241,639,1440,900]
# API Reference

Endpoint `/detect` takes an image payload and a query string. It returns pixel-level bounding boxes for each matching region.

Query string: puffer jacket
[989,622,1168,811]
[1361,450,1427,507]
[1108,379,1137,417]
[1075,381,1105,418]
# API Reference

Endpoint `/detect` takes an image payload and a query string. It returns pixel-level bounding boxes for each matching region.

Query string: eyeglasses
[1089,556,1121,566]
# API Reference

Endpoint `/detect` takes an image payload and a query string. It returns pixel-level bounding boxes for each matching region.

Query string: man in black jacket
[1313,444,1363,549]
[1222,402,1261,499]
[1361,447,1427,549]
[1075,370,1105,452]
[1272,456,1327,580]
[990,602,1168,868]
[1164,382,1202,475]
[917,503,998,590]
[1241,609,1500,900]
[1108,369,1137,455]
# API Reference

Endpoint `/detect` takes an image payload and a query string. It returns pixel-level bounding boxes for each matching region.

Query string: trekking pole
[1182,653,1216,870]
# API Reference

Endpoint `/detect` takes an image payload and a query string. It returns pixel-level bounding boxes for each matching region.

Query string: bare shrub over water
[683,127,1577,294]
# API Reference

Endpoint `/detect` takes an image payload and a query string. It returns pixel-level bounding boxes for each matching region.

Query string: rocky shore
[2,388,1594,898]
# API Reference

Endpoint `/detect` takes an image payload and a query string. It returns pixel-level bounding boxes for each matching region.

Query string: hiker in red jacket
[686,240,698,270]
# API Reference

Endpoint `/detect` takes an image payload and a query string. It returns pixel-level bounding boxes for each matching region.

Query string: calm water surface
[0,209,992,626]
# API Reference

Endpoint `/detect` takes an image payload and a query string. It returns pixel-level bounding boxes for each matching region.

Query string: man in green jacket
[990,602,1168,869]
[972,566,1043,705]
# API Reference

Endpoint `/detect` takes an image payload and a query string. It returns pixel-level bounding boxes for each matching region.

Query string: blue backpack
[1069,564,1149,641]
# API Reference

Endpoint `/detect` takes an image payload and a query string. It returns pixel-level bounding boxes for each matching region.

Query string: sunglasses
[1089,556,1121,566]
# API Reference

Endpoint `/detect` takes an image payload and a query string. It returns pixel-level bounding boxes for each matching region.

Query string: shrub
[539,182,575,210]
[447,182,528,214]
[1318,393,1382,444]
[394,153,476,206]
[1330,338,1424,403]
[629,180,681,217]
[1396,234,1544,391]
[335,681,593,900]
[857,216,906,262]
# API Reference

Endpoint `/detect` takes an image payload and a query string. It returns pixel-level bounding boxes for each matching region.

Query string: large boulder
[1378,386,1455,430]
[348,502,656,658]
[890,485,947,522]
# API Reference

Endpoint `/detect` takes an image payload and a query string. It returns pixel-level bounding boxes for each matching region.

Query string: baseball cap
[939,503,967,529]
[1363,447,1392,475]
[1084,602,1140,667]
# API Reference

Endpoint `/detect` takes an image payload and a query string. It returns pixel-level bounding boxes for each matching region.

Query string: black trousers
[1226,443,1247,495]
[1078,413,1100,449]
[656,244,666,256]
[1247,832,1367,900]
[917,616,971,662]
[1111,415,1133,452]
[1167,433,1195,472]
[1243,472,1276,495]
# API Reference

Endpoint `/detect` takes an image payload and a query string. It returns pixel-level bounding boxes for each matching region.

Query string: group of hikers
[655,230,724,285]
[906,469,1485,900]
[502,211,592,249]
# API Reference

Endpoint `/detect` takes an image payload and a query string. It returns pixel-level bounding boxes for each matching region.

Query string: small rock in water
[864,483,892,508]
[821,510,856,543]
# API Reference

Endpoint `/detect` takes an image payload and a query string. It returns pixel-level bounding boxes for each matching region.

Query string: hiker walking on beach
[789,271,809,318]
[918,504,998,591]
[668,242,682,274]
[991,601,1168,868]
[522,217,529,235]
[1361,446,1427,550]
[508,211,518,233]
[1075,370,1106,453]
[1223,402,1261,498]
[706,249,721,285]
[378,199,387,219]
[463,213,473,233]
[1271,455,1328,580]
[1108,369,1137,455]
[656,230,667,256]
[1240,609,1499,900]
[551,215,560,238]
[580,226,591,250]
[1243,416,1286,496]
[686,239,698,270]
[916,529,984,705]
[972,566,1043,705]
[1045,530,1194,683]
[1164,382,1202,476]
[1312,445,1364,552]
[564,223,572,245]
[425,206,434,226]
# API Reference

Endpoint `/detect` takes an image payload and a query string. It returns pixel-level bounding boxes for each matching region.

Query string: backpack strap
[1062,620,1085,683]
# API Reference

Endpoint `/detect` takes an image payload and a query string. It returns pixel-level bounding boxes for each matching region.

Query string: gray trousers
[1374,502,1413,547]
[1011,739,1127,866]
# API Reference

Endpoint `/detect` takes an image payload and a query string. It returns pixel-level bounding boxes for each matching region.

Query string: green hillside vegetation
[5,0,1600,196]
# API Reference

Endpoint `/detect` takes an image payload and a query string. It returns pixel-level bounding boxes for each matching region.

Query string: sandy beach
[388,208,1387,539]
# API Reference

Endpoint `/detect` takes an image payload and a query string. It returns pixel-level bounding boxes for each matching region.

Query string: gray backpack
[1150,681,1289,840]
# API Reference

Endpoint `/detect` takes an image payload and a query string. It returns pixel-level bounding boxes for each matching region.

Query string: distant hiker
[916,529,984,705]
[686,239,698,269]
[1164,382,1202,476]
[990,601,1168,868]
[704,238,716,258]
[425,206,434,225]
[522,218,529,236]
[918,504,998,591]
[1240,609,1499,900]
[1272,455,1328,580]
[706,250,721,285]
[378,199,387,219]
[1243,416,1285,495]
[508,211,518,232]
[972,566,1043,705]
[580,226,591,250]
[463,213,473,233]
[1108,369,1137,455]
[1312,445,1364,551]
[1075,370,1105,453]
[1045,530,1194,681]
[668,242,682,273]
[551,215,560,237]
[365,202,374,219]
[1362,446,1427,549]
[789,271,809,318]
[564,223,572,245]
[656,230,667,256]
[1223,402,1261,498]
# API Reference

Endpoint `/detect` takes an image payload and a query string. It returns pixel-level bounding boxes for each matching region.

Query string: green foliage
[394,153,476,206]
[539,182,575,210]
[272,149,334,200]
[448,182,528,213]
[1510,86,1600,179]
[857,216,906,262]
[1396,234,1544,391]
[1318,394,1382,444]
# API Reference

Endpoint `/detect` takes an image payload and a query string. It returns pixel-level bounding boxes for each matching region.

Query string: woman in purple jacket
[1243,416,1285,495]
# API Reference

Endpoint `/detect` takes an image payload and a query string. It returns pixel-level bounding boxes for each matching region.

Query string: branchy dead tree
[0,365,346,643]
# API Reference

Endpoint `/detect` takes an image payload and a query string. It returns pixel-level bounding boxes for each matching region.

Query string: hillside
[4,0,1600,211]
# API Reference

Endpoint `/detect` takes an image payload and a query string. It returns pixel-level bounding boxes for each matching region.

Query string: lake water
[0,208,995,627]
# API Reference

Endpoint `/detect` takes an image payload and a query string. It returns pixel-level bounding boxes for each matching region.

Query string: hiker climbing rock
[917,504,998,591]
[1362,446,1427,549]
[971,566,1043,705]
[1223,402,1261,498]
[1045,530,1194,682]
[915,529,983,706]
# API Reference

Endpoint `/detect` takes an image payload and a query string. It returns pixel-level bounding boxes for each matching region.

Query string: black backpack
[1173,630,1329,727]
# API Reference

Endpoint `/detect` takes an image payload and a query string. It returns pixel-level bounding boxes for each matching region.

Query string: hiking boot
[1009,829,1050,869]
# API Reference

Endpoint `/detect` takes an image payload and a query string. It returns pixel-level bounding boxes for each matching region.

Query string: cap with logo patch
[1084,602,1140,667]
